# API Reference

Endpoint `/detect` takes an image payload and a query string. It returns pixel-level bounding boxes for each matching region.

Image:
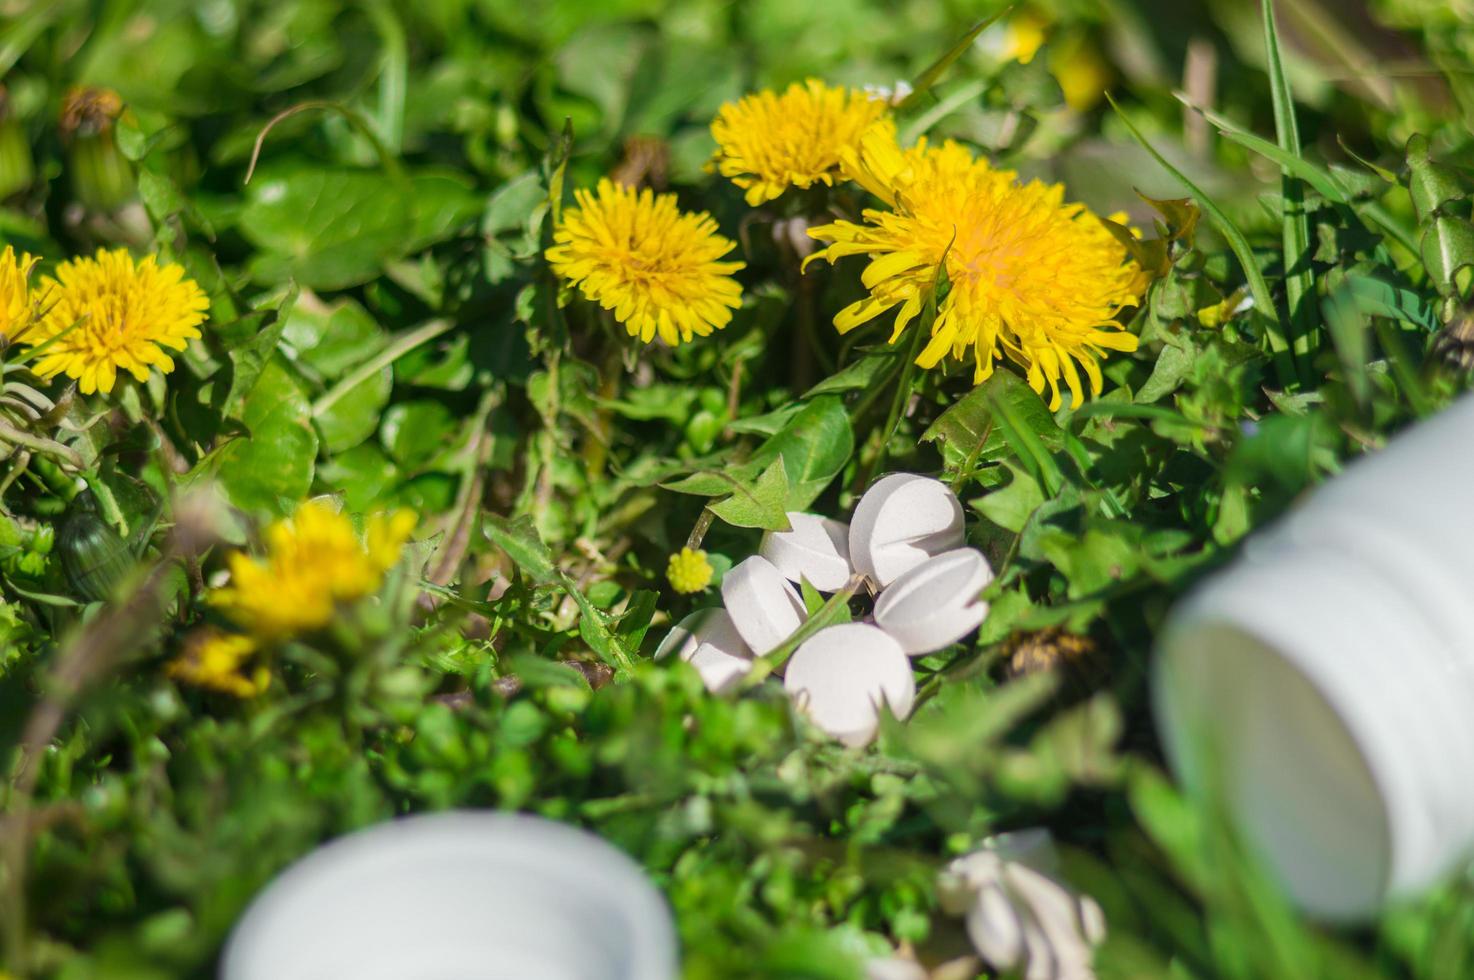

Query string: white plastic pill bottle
[220,811,678,980]
[1155,395,1474,921]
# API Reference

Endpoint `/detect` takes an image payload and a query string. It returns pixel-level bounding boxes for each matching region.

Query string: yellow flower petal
[25,248,207,395]
[546,180,743,348]
[808,127,1146,405]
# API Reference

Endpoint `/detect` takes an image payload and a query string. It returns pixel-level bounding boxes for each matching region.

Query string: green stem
[312,319,453,417]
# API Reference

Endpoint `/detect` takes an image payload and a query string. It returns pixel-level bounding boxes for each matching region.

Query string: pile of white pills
[656,473,993,745]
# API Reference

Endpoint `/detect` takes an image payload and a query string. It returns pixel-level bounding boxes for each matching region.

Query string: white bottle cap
[654,608,753,694]
[221,811,678,980]
[760,512,853,592]
[873,547,991,655]
[721,555,808,655]
[849,473,966,587]
[783,623,915,746]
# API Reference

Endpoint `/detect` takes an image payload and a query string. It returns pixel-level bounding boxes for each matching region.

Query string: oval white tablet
[721,555,808,655]
[849,473,965,587]
[783,623,915,746]
[874,548,991,655]
[654,608,754,694]
[760,512,853,592]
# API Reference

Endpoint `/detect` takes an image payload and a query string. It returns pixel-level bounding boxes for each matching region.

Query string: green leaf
[406,170,479,249]
[1262,0,1317,364]
[560,571,637,673]
[380,400,458,471]
[215,359,318,514]
[213,287,299,417]
[973,461,1044,533]
[239,168,415,290]
[708,458,790,530]
[896,7,1012,110]
[1422,214,1474,294]
[747,396,854,510]
[281,298,386,379]
[1110,95,1298,390]
[804,348,898,397]
[924,370,1065,484]
[315,365,391,453]
[482,513,557,584]
[1405,133,1468,223]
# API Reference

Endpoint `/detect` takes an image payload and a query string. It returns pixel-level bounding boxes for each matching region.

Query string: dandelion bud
[59,86,135,213]
[665,546,714,594]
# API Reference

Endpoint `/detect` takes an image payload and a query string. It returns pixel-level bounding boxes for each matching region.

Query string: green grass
[2,0,1474,977]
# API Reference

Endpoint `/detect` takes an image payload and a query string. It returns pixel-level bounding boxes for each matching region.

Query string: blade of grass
[896,6,1012,110]
[366,0,408,155]
[1177,96,1421,256]
[1263,0,1318,365]
[1108,95,1299,390]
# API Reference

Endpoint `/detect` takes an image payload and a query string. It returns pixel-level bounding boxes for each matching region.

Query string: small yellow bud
[666,547,714,594]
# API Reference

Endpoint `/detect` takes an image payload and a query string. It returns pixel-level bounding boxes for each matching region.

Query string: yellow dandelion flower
[209,500,418,641]
[667,547,713,594]
[167,630,268,698]
[27,249,208,395]
[1003,12,1049,65]
[0,245,40,342]
[1050,33,1113,112]
[710,79,894,206]
[806,127,1144,410]
[547,179,744,347]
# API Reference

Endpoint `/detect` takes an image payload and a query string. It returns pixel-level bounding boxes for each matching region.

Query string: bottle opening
[1157,621,1391,920]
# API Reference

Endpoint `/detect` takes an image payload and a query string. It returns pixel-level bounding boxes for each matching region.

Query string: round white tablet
[654,608,754,694]
[874,548,991,655]
[760,512,853,592]
[783,623,915,746]
[849,473,965,587]
[721,555,808,655]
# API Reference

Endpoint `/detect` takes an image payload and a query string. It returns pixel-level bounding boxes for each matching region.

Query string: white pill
[783,623,915,746]
[654,608,753,694]
[760,512,853,592]
[849,473,965,587]
[873,547,991,655]
[721,555,808,655]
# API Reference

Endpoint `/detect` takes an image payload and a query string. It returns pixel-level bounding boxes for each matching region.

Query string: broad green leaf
[213,286,299,417]
[407,170,480,249]
[215,359,317,514]
[380,400,458,471]
[315,365,392,453]
[708,458,790,530]
[482,513,557,584]
[748,396,853,510]
[240,168,415,290]
[281,298,386,379]
[973,461,1044,533]
[923,370,1064,478]
[317,443,400,513]
[804,348,897,397]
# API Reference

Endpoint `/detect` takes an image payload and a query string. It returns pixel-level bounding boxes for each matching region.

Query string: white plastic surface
[721,555,808,655]
[655,608,754,694]
[220,811,679,980]
[760,512,853,592]
[1156,394,1474,920]
[783,623,915,746]
[849,473,965,587]
[873,547,991,655]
